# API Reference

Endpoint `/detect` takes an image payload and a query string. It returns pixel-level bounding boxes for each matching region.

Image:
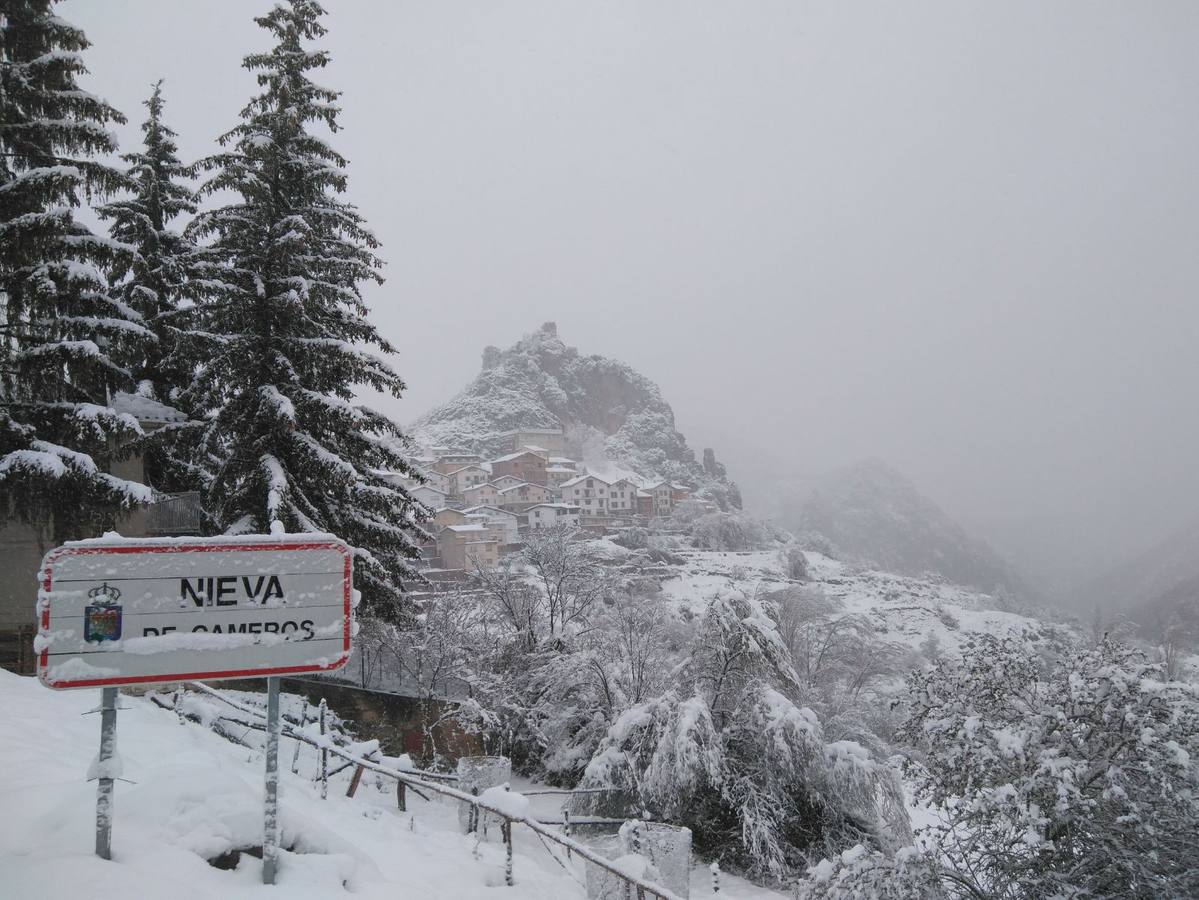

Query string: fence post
[346,764,365,797]
[504,819,514,886]
[711,861,721,894]
[397,780,406,811]
[318,698,328,800]
[290,705,307,774]
[562,807,571,860]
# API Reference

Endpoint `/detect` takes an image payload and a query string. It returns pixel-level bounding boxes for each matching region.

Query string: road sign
[37,534,354,689]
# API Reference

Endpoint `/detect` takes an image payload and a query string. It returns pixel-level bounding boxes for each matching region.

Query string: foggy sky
[62,1,1199,593]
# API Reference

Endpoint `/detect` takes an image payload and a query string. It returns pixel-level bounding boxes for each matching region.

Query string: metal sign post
[263,676,281,885]
[95,686,118,860]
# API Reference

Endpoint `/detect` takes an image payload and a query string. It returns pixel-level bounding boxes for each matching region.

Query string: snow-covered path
[0,670,581,899]
[1,670,789,899]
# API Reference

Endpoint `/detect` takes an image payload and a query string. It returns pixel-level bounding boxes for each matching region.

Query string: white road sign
[37,534,354,689]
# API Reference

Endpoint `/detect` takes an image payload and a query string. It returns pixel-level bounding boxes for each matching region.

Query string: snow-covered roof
[546,467,577,475]
[442,523,489,534]
[497,482,549,495]
[111,391,187,424]
[560,473,612,489]
[498,427,562,436]
[527,503,581,512]
[413,485,449,496]
[445,465,487,476]
[462,482,498,492]
[462,505,519,519]
[519,445,549,454]
[490,450,544,464]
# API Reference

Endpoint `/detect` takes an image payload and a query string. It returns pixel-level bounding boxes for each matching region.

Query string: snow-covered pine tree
[96,81,209,493]
[0,2,152,542]
[184,0,425,616]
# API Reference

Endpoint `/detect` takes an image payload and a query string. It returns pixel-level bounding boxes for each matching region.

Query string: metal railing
[186,681,688,900]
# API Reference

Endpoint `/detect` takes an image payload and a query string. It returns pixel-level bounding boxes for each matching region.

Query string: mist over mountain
[1073,516,1199,616]
[411,322,741,508]
[787,459,1034,599]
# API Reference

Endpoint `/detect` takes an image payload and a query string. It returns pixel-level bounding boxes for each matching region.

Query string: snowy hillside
[0,670,785,900]
[659,547,1059,658]
[411,322,741,508]
[785,459,1033,600]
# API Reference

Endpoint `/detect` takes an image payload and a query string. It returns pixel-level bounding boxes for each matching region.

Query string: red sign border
[38,538,353,689]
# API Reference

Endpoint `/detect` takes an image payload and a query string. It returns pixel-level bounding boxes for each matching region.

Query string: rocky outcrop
[412,323,740,508]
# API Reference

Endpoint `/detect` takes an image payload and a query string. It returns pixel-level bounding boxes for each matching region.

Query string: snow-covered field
[0,670,784,899]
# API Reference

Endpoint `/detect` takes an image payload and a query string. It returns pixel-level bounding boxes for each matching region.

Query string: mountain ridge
[790,458,1034,599]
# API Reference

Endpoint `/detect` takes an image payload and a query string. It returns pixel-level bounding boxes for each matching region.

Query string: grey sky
[63,1,1199,593]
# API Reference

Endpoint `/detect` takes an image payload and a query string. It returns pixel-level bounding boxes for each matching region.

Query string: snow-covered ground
[662,548,1062,656]
[0,670,785,899]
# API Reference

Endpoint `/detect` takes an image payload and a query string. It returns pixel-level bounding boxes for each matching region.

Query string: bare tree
[520,525,610,637]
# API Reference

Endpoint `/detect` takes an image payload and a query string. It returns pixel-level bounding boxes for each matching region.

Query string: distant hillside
[791,459,1033,599]
[412,323,741,508]
[1074,516,1199,614]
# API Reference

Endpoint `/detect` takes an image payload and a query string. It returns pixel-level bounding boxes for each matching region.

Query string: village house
[671,483,692,504]
[560,474,615,515]
[461,505,522,545]
[545,465,579,490]
[496,481,553,513]
[432,507,470,529]
[488,450,548,486]
[436,524,500,570]
[607,478,641,515]
[642,480,675,517]
[409,484,450,510]
[413,467,451,494]
[444,465,490,495]
[635,490,655,518]
[460,482,501,508]
[498,427,566,456]
[526,503,582,529]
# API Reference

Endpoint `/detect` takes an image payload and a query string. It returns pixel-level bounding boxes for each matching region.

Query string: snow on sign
[37,534,355,689]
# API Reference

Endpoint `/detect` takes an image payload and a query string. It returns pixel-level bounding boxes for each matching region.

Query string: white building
[445,465,490,495]
[526,503,582,529]
[559,474,615,515]
[496,481,553,512]
[461,505,522,545]
[410,484,450,510]
[607,478,641,515]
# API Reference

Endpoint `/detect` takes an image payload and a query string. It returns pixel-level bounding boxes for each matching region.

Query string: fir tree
[185,0,425,615]
[96,81,208,493]
[0,2,151,542]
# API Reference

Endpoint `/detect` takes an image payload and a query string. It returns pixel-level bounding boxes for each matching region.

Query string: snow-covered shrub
[898,635,1199,899]
[794,845,945,900]
[780,544,810,580]
[689,511,772,551]
[574,592,910,880]
[611,526,650,550]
